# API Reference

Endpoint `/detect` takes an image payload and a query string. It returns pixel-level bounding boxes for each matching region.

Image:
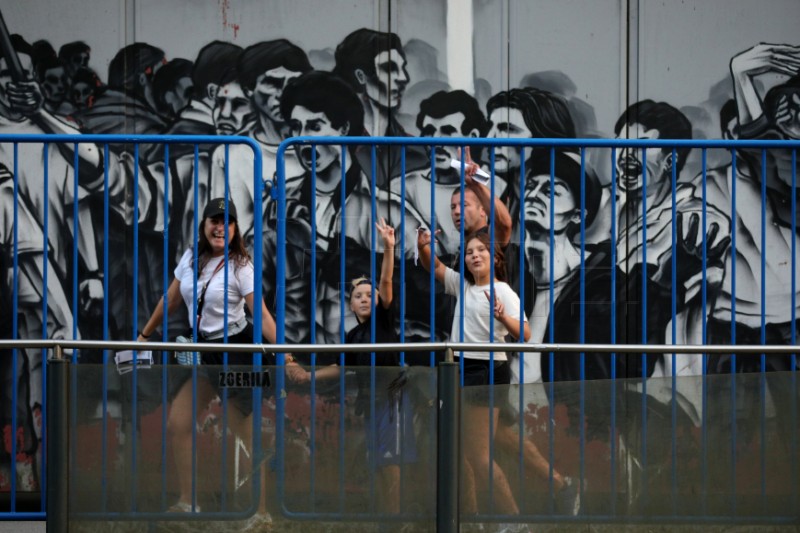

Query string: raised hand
[6,81,44,117]
[775,93,800,139]
[484,289,506,319]
[456,146,481,184]
[376,217,395,249]
[730,43,800,79]
[655,212,731,287]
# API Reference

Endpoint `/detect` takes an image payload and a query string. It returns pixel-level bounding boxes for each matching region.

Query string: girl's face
[465,237,492,279]
[350,284,376,322]
[204,216,235,256]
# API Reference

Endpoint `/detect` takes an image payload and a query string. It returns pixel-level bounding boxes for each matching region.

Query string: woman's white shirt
[443,266,525,361]
[174,249,254,335]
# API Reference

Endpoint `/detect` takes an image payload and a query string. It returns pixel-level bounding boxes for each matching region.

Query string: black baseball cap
[203,197,238,221]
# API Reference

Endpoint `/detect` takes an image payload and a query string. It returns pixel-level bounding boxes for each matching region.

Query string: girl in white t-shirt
[417,229,530,516]
[138,198,308,522]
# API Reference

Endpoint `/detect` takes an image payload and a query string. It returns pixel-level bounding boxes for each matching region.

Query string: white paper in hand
[449,159,491,185]
[115,350,154,374]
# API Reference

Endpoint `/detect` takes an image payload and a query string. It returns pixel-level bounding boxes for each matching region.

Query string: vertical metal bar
[369,144,378,513]
[609,146,617,515]
[670,147,677,515]
[547,146,555,514]
[41,142,49,511]
[101,143,110,512]
[701,147,708,516]
[309,144,318,511]
[399,146,407,366]
[579,147,587,510]
[730,150,738,516]
[517,146,526,507]
[760,149,767,510]
[161,143,170,511]
[487,142,497,514]
[640,146,648,508]
[338,144,347,514]
[251,137,265,517]
[69,143,79,520]
[191,144,200,512]
[275,139,288,513]
[437,348,459,533]
[46,346,68,533]
[131,143,140,512]
[11,143,19,513]
[429,145,437,364]
[398,145,407,513]
[219,146,230,511]
[792,149,798,511]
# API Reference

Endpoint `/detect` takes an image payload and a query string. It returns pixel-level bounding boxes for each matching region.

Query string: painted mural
[0,0,799,505]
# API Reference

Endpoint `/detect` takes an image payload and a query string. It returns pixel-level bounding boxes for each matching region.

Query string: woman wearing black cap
[138,197,307,526]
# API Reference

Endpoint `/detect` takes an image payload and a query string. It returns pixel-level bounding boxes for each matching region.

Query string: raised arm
[730,43,800,126]
[460,146,511,247]
[417,228,447,284]
[376,217,395,308]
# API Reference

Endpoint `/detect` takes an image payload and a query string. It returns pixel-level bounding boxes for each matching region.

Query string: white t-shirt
[174,249,254,335]
[443,267,525,361]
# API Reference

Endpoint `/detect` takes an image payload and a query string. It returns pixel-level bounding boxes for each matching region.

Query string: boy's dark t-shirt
[345,300,404,409]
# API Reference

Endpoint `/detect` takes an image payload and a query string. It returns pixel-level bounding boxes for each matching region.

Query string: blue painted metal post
[437,348,459,533]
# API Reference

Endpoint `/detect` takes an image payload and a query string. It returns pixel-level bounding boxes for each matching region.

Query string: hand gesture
[6,81,44,117]
[775,92,800,139]
[655,212,731,287]
[484,290,506,320]
[376,217,395,250]
[285,357,310,385]
[416,227,437,249]
[456,146,481,185]
[730,43,800,79]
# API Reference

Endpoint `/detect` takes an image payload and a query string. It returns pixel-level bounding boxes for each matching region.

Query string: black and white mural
[1,0,799,493]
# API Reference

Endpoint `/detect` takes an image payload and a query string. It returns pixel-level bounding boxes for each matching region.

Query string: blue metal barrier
[0,133,266,522]
[274,135,800,525]
[0,133,799,526]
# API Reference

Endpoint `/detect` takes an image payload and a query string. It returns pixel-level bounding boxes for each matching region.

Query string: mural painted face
[464,237,492,280]
[212,81,252,135]
[0,53,35,119]
[41,66,67,104]
[361,49,408,110]
[204,216,235,256]
[524,174,579,234]
[615,122,670,195]
[164,75,193,115]
[486,107,532,174]
[289,105,349,173]
[66,51,89,77]
[451,188,486,234]
[420,112,467,170]
[350,283,376,322]
[252,66,303,123]
[71,81,93,109]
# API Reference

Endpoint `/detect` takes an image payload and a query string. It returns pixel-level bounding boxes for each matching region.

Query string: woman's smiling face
[204,216,235,256]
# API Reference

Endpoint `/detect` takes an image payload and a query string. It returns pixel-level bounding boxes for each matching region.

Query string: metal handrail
[2,339,798,355]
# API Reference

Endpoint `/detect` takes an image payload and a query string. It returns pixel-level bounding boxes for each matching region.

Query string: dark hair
[58,41,90,65]
[237,40,311,92]
[526,151,602,239]
[416,90,487,135]
[614,99,692,173]
[486,87,576,138]
[463,231,507,285]
[333,28,404,94]
[280,71,364,135]
[35,55,63,82]
[107,43,165,92]
[195,213,250,271]
[152,58,194,113]
[192,41,243,92]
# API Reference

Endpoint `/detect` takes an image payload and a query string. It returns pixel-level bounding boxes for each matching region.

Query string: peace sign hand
[485,290,506,319]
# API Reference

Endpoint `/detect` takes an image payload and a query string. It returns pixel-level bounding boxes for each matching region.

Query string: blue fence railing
[0,133,798,526]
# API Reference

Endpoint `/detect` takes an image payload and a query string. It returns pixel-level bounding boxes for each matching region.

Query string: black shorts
[457,357,511,387]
